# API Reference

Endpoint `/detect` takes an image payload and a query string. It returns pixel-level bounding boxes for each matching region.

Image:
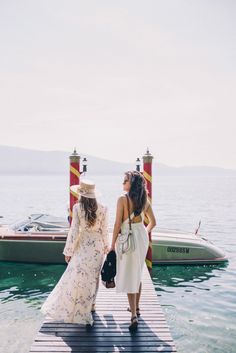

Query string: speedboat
[152,228,227,265]
[0,214,228,265]
[0,214,68,264]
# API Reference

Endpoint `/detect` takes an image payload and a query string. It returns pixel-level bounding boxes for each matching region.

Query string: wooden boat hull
[0,225,228,265]
[0,238,66,264]
[152,230,228,265]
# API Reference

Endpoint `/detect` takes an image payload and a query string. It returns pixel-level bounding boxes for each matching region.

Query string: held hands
[109,243,115,253]
[65,256,71,263]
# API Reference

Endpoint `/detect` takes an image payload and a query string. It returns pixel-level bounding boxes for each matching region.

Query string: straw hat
[70,179,101,199]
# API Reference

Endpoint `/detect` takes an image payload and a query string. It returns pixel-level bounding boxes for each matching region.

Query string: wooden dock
[30,265,177,352]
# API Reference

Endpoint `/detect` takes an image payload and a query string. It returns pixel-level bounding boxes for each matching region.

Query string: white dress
[116,211,149,293]
[40,202,109,325]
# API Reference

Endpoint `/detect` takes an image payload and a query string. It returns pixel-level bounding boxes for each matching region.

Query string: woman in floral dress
[40,180,109,326]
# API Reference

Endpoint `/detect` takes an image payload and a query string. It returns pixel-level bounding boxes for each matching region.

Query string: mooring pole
[142,148,154,272]
[69,148,80,224]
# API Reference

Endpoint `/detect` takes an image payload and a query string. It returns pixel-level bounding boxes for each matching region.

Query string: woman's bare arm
[145,202,156,233]
[110,196,124,250]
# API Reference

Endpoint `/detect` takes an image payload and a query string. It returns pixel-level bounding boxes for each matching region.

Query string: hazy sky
[0,0,235,168]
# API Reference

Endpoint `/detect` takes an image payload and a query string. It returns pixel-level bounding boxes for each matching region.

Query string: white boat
[0,214,228,265]
[152,228,227,265]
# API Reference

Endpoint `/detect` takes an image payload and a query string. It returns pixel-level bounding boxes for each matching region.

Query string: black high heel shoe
[129,316,138,331]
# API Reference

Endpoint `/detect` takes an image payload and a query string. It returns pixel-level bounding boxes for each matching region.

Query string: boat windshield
[10,219,31,231]
[10,214,69,232]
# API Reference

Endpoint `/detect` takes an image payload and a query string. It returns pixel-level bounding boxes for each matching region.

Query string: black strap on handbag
[125,194,132,231]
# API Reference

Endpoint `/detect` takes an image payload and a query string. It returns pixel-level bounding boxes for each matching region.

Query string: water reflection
[0,261,229,306]
[0,262,66,305]
[152,262,228,292]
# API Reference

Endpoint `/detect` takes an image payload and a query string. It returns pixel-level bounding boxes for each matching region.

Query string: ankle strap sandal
[129,316,138,331]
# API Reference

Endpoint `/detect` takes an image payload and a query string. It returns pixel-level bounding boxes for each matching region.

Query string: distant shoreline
[0,145,235,176]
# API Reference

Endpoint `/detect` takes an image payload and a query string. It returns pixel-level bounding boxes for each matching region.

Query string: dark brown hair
[125,171,147,216]
[79,196,98,227]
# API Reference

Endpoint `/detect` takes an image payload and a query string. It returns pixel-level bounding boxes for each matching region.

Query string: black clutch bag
[101,250,116,289]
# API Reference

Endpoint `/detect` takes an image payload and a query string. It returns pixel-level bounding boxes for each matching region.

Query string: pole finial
[71,147,79,157]
[143,148,153,162]
[70,148,80,161]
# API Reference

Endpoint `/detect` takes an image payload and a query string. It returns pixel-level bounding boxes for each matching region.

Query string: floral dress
[40,202,109,325]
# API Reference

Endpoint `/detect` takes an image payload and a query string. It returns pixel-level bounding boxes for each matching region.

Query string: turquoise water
[0,174,235,353]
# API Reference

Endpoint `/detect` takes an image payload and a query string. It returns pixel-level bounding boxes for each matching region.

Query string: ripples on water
[0,175,236,353]
[152,262,236,353]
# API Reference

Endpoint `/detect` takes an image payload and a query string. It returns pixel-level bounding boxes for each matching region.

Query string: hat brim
[70,184,102,199]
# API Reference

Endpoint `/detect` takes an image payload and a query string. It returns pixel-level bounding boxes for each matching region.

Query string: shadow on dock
[34,311,176,352]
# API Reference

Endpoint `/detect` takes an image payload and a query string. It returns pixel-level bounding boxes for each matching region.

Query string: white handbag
[117,194,135,256]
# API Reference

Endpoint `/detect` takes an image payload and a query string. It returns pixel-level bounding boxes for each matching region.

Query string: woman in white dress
[40,180,109,326]
[110,171,156,331]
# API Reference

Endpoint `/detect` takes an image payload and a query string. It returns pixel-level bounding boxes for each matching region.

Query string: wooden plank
[38,327,170,335]
[31,347,176,351]
[31,346,176,353]
[30,265,177,352]
[39,322,170,328]
[32,341,177,346]
[36,333,173,339]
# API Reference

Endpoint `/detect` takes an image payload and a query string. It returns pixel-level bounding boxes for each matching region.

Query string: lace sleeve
[101,206,109,254]
[63,203,80,256]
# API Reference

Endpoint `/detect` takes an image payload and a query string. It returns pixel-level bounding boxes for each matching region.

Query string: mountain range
[0,145,235,176]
